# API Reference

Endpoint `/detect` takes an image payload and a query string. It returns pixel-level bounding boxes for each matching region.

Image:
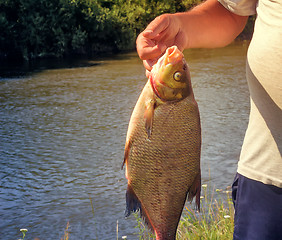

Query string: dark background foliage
[0,0,253,60]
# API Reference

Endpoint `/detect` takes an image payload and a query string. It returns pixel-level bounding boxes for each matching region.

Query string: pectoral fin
[144,98,156,138]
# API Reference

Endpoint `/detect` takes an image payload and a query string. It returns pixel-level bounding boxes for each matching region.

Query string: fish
[122,46,201,240]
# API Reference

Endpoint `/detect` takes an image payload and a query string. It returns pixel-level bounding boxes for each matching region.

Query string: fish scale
[123,46,201,240]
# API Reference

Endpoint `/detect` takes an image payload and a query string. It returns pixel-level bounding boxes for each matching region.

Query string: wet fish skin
[122,46,201,240]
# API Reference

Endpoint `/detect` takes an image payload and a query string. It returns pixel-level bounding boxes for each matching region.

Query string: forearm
[177,0,248,49]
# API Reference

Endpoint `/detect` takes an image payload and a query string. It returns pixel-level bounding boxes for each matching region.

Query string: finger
[143,15,170,39]
[142,44,166,60]
[143,59,157,71]
[136,34,166,60]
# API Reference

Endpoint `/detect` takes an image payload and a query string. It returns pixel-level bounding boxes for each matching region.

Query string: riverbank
[0,0,254,61]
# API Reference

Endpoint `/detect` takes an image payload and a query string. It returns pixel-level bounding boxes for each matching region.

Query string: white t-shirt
[218,0,282,187]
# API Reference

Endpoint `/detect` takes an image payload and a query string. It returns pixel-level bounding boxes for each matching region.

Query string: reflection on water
[0,42,250,239]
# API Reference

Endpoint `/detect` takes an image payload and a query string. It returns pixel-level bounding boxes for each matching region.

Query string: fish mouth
[163,46,184,66]
[151,46,184,75]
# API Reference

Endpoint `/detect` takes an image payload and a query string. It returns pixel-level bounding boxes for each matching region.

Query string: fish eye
[173,72,182,81]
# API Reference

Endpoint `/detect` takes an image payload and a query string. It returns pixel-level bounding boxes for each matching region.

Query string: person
[136,0,282,239]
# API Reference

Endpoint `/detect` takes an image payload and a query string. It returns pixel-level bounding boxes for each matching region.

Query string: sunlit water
[0,42,250,239]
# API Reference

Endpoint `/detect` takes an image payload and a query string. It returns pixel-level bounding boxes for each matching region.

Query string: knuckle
[156,13,170,23]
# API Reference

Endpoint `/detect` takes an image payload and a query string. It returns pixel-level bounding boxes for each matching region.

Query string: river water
[0,42,250,240]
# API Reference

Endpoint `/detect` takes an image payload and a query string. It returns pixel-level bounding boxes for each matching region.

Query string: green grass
[135,185,234,240]
[17,185,234,240]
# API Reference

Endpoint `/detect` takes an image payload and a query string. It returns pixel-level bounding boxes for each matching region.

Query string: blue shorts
[232,173,282,240]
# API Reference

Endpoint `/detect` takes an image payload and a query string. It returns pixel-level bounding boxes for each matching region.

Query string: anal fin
[125,184,141,217]
[125,184,154,232]
[188,171,201,211]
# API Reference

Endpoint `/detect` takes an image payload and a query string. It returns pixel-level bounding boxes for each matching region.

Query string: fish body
[122,46,201,240]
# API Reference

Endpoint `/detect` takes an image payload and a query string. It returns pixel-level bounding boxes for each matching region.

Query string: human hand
[136,13,187,75]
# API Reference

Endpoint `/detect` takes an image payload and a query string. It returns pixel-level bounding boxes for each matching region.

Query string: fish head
[150,46,191,101]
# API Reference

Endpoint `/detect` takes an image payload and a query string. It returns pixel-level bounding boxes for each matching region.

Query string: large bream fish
[122,46,201,240]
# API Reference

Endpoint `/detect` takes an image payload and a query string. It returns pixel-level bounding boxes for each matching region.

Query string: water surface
[0,42,250,239]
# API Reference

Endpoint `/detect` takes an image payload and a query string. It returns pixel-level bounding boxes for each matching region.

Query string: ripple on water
[0,43,250,239]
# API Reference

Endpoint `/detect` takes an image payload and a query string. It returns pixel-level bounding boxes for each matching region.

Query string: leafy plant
[0,0,254,60]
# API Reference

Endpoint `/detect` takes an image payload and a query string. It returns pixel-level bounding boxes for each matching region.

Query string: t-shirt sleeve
[218,0,257,16]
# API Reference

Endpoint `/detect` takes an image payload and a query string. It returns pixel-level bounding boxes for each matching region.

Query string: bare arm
[136,0,248,70]
[179,0,248,48]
